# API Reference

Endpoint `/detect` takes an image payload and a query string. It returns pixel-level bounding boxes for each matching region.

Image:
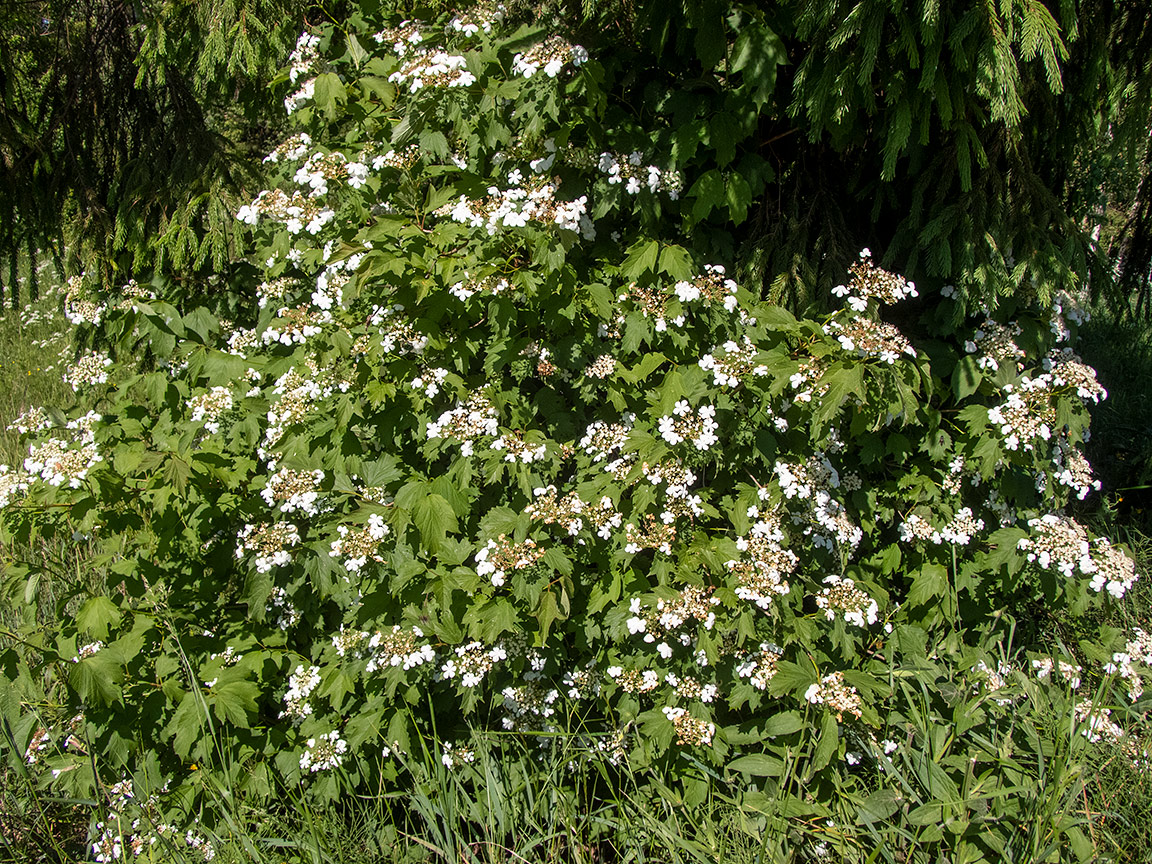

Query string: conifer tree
[567,0,1152,314]
[0,0,307,303]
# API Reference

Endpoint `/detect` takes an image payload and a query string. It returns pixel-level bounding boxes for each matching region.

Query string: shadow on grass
[1077,308,1152,534]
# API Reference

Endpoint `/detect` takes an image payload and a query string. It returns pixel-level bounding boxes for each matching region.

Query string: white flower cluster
[373,21,423,55]
[964,319,1025,371]
[658,401,719,450]
[73,641,104,662]
[511,36,588,78]
[264,132,312,164]
[614,281,681,333]
[625,587,719,661]
[365,625,436,672]
[236,188,335,235]
[824,317,917,364]
[7,405,51,435]
[788,357,828,404]
[266,586,300,629]
[735,643,782,690]
[441,641,508,688]
[1052,440,1100,500]
[283,32,324,114]
[500,680,560,730]
[831,249,918,310]
[24,728,51,764]
[62,275,106,326]
[661,706,715,746]
[1031,657,1081,689]
[1086,538,1139,599]
[315,248,356,291]
[728,523,797,609]
[525,486,622,539]
[1016,513,1091,578]
[285,80,316,116]
[665,673,719,703]
[563,665,602,700]
[256,277,299,308]
[898,513,936,543]
[596,149,682,198]
[91,824,124,863]
[262,303,332,346]
[900,508,984,545]
[674,265,740,312]
[939,507,985,545]
[261,467,324,515]
[63,351,113,391]
[804,671,863,719]
[369,303,428,355]
[698,337,768,387]
[92,815,215,863]
[389,50,476,92]
[226,327,261,358]
[371,144,421,171]
[1050,292,1089,342]
[188,386,233,434]
[623,515,677,555]
[475,536,545,586]
[987,377,1057,451]
[448,3,506,36]
[293,149,371,194]
[491,429,548,463]
[641,460,704,522]
[773,456,862,553]
[1073,699,1129,747]
[409,366,449,398]
[441,741,476,768]
[608,665,661,694]
[331,627,370,658]
[264,366,345,449]
[329,513,391,573]
[585,353,617,379]
[24,438,102,488]
[0,465,31,507]
[289,31,321,84]
[235,522,300,572]
[426,393,499,456]
[68,411,100,443]
[579,416,633,462]
[449,272,510,300]
[282,664,321,719]
[210,645,242,666]
[1044,348,1108,403]
[300,730,348,772]
[1104,628,1152,701]
[815,575,879,628]
[775,455,838,499]
[976,663,1013,705]
[1016,514,1139,597]
[443,175,595,239]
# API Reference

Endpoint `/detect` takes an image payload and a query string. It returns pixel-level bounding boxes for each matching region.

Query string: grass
[0,259,91,862]
[0,261,73,467]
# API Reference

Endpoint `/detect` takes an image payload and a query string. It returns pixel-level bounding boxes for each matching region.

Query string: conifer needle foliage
[0,0,307,302]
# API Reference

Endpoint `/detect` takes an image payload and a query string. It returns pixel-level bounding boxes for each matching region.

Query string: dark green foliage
[0,0,306,301]
[568,0,1152,314]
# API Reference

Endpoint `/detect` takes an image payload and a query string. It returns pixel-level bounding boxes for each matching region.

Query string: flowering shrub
[2,5,1150,858]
